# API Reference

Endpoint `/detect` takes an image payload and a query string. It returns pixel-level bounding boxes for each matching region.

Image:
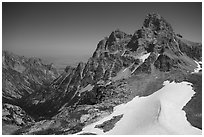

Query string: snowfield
[76,81,202,135]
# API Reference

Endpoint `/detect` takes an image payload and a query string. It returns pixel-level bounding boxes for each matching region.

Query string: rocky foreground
[2,13,202,135]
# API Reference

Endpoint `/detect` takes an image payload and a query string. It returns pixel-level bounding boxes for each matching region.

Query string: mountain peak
[143,13,173,33]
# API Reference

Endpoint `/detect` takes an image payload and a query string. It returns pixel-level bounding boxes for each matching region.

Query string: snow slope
[76,81,201,135]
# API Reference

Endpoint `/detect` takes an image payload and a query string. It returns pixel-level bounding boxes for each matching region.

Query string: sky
[2,2,202,61]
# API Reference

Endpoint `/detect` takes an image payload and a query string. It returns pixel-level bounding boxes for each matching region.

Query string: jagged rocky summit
[2,13,202,135]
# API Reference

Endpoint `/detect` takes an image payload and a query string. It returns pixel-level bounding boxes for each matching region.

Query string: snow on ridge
[192,61,202,73]
[76,81,201,135]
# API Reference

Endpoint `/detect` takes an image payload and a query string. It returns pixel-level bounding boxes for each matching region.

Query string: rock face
[177,38,202,61]
[2,13,202,134]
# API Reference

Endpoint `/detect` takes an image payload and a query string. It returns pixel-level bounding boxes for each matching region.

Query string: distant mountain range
[40,55,90,72]
[2,13,202,135]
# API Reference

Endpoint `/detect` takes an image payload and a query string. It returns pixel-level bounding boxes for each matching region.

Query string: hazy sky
[2,2,202,58]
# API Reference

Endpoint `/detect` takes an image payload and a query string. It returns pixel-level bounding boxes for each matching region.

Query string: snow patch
[112,67,130,81]
[79,84,94,94]
[139,52,151,62]
[76,81,201,135]
[105,81,112,86]
[122,68,128,72]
